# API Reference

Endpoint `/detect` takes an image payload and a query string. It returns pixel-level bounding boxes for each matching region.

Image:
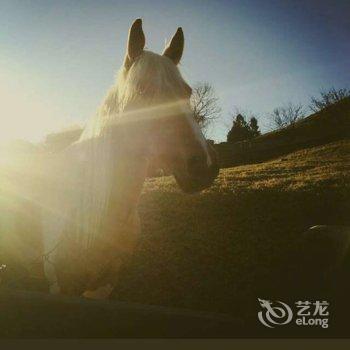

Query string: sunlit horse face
[118,19,219,193]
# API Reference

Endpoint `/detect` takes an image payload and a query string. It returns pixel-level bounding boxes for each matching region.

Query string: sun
[0,80,64,143]
[0,84,49,143]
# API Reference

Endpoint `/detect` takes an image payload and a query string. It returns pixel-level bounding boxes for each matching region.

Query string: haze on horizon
[1,0,349,143]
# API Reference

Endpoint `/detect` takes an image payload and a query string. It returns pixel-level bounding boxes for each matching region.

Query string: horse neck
[105,151,148,225]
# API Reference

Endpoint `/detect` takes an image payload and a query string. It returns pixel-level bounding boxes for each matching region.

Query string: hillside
[1,140,348,337]
[216,97,350,167]
[1,138,349,335]
[108,140,350,321]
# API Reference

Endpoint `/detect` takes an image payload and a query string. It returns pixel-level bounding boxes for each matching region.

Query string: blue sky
[1,0,349,142]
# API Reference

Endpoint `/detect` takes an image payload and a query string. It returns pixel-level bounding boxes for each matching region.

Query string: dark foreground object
[0,289,241,338]
[0,286,349,338]
[1,225,350,338]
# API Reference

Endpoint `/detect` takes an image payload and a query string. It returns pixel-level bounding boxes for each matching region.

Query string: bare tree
[270,103,305,130]
[309,87,350,112]
[191,82,221,133]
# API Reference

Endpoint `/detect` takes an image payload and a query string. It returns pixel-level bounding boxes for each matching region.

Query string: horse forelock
[117,51,189,109]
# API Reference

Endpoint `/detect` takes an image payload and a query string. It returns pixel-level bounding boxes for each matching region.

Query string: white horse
[1,19,219,299]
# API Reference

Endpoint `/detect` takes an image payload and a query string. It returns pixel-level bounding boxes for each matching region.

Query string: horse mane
[64,51,187,249]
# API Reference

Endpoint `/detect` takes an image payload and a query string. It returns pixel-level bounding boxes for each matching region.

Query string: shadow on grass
[113,187,350,323]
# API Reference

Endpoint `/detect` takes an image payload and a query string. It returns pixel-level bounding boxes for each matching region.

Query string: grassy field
[1,139,349,324]
[112,139,350,321]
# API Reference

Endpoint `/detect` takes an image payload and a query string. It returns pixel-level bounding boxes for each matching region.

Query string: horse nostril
[187,155,206,176]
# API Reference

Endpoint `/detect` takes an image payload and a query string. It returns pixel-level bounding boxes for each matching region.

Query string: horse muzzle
[174,143,219,194]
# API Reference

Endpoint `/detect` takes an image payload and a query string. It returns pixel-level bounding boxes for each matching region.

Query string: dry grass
[1,140,349,322]
[146,140,350,193]
[113,140,350,320]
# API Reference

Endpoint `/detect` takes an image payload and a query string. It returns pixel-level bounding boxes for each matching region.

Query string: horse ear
[124,18,145,69]
[162,27,184,65]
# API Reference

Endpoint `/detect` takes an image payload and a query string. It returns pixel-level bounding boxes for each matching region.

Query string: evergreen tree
[249,117,261,138]
[227,114,260,143]
[227,114,249,142]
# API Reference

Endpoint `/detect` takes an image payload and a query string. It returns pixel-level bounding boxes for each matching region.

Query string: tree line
[191,84,350,143]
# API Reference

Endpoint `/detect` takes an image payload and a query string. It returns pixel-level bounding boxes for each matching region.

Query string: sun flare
[0,83,54,143]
